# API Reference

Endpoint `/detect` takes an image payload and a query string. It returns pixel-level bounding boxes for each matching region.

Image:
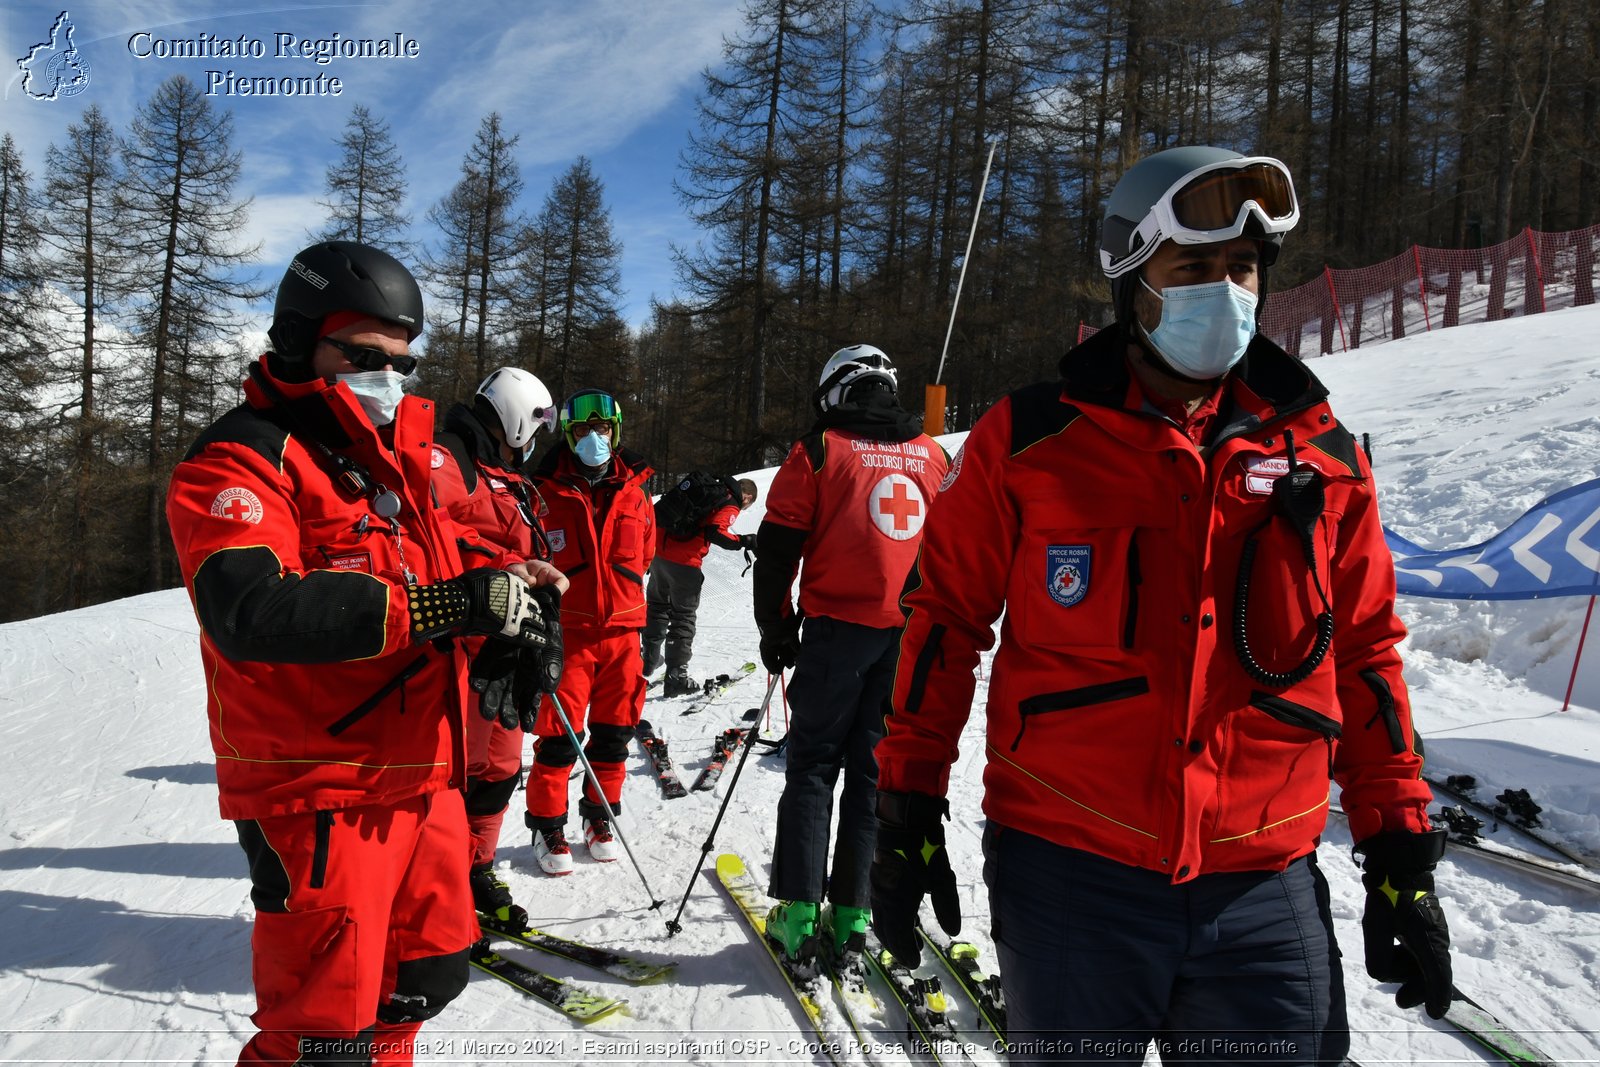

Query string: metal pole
[547,692,666,910]
[665,675,781,936]
[933,139,1000,387]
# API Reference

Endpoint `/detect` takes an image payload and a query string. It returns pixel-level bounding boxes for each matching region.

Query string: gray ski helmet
[1100,147,1299,323]
[268,241,425,364]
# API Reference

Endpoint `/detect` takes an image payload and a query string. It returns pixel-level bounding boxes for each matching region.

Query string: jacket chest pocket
[612,512,647,562]
[1011,495,1174,652]
[302,510,382,575]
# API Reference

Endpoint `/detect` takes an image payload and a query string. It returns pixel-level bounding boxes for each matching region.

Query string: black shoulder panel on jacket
[435,430,478,494]
[183,403,289,470]
[1008,381,1083,456]
[799,431,826,472]
[1307,422,1364,479]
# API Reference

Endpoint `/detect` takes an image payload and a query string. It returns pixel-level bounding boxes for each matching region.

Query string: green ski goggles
[562,390,622,445]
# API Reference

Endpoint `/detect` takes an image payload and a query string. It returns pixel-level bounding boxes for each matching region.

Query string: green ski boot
[824,903,871,960]
[765,899,821,961]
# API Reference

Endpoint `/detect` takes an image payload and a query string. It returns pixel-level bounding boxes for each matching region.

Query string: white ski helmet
[816,344,897,412]
[476,367,556,457]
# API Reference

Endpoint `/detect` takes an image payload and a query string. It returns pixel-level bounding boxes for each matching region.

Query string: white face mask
[337,370,409,426]
[1138,276,1259,380]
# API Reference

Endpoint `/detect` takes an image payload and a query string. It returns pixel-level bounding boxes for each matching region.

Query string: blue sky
[2,0,749,329]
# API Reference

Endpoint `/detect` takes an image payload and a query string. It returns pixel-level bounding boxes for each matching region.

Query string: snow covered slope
[1,306,1597,1065]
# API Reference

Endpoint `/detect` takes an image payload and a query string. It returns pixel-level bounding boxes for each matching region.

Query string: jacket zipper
[326,652,430,736]
[1248,691,1342,776]
[310,811,333,889]
[1359,669,1407,754]
[1012,676,1150,751]
[1123,536,1142,649]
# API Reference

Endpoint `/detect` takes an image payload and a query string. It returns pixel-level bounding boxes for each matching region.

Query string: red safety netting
[1078,224,1600,358]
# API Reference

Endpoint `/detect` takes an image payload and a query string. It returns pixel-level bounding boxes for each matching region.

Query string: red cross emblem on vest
[869,475,925,541]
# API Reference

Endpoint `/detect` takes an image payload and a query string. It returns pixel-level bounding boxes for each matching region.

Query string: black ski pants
[642,557,704,671]
[769,615,899,908]
[984,825,1350,1065]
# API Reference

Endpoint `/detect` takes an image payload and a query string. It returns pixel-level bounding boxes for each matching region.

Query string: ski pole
[664,673,781,936]
[547,691,667,912]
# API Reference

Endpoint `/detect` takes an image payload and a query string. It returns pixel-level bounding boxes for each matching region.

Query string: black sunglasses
[320,337,419,377]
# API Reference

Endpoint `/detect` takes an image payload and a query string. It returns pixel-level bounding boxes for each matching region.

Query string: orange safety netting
[1078,224,1600,357]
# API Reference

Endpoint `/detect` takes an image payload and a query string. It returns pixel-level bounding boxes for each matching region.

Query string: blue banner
[1386,477,1600,600]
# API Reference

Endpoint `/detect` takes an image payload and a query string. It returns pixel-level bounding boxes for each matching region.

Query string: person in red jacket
[870,148,1453,1065]
[166,242,566,1067]
[752,345,948,966]
[643,473,759,696]
[431,366,560,929]
[522,389,656,875]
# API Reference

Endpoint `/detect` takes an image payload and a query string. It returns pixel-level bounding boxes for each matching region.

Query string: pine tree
[316,104,410,253]
[0,133,54,619]
[0,133,44,418]
[525,157,623,400]
[40,105,130,607]
[116,74,263,591]
[676,0,829,460]
[420,113,524,391]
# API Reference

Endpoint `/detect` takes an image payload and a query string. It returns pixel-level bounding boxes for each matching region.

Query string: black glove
[518,587,564,697]
[468,588,563,732]
[739,533,759,552]
[407,568,537,643]
[758,615,800,674]
[469,641,522,730]
[1357,828,1453,1019]
[870,790,961,966]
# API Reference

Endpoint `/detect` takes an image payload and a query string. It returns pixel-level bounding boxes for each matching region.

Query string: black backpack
[657,471,738,540]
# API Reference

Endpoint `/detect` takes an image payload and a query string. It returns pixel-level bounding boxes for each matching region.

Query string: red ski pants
[465,706,523,868]
[233,789,477,1066]
[524,627,646,825]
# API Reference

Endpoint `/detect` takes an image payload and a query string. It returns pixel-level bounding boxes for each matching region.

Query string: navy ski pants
[985,825,1349,1065]
[769,616,899,907]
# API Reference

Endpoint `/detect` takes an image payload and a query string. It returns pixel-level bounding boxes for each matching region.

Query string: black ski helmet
[1100,146,1299,325]
[268,241,425,365]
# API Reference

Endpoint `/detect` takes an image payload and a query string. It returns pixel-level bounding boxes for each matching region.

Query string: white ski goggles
[1101,157,1300,278]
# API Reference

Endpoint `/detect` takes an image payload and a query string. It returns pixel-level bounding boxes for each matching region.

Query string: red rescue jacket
[877,331,1433,880]
[166,355,513,821]
[533,445,656,631]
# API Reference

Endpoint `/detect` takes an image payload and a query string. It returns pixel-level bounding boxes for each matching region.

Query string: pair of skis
[635,662,760,799]
[1425,773,1600,872]
[635,721,748,798]
[717,852,1002,1065]
[469,911,676,1022]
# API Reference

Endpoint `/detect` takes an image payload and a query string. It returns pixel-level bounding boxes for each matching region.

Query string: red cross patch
[210,487,264,524]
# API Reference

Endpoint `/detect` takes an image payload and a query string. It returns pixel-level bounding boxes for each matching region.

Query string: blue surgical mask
[337,370,409,426]
[1138,277,1258,380]
[573,431,612,467]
